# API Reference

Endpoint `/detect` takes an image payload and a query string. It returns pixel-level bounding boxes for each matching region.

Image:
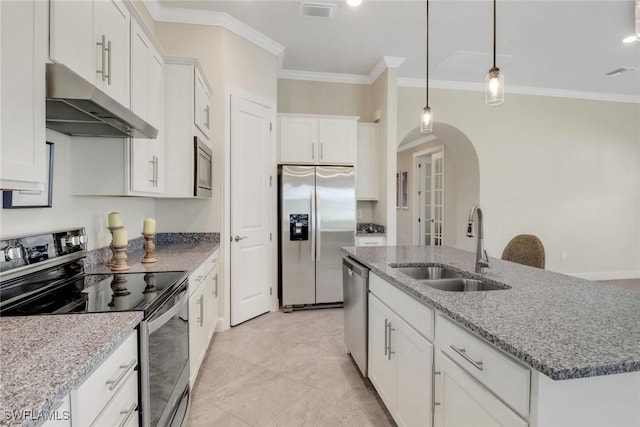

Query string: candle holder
[141,233,157,263]
[106,226,123,266]
[110,244,130,271]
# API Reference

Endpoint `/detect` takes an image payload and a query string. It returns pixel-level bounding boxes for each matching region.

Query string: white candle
[112,228,128,246]
[108,211,122,228]
[143,218,156,235]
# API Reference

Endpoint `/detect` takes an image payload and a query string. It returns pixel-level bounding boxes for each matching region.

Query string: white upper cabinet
[278,114,358,165]
[356,123,379,200]
[50,0,130,107]
[193,67,212,140]
[163,58,213,198]
[0,0,48,191]
[130,19,164,194]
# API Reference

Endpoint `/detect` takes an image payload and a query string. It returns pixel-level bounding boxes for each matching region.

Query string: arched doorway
[396,123,480,252]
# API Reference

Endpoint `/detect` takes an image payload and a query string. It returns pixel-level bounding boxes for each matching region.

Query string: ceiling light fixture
[420,0,433,134]
[622,0,640,43]
[347,0,362,6]
[485,0,504,106]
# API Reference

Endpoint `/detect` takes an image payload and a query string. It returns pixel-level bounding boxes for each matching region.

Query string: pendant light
[485,0,504,105]
[420,0,433,133]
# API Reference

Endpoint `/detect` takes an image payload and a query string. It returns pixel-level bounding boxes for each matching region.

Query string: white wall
[278,79,373,120]
[398,87,640,278]
[0,130,155,249]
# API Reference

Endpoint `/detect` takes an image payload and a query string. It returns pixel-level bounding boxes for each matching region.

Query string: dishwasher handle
[343,256,369,279]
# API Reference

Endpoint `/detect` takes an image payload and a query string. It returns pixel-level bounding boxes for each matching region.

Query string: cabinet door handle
[205,105,210,129]
[97,34,107,81]
[198,294,204,327]
[320,142,324,160]
[387,322,395,361]
[106,39,112,85]
[118,402,137,427]
[311,143,315,160]
[154,156,158,187]
[106,359,137,391]
[384,318,388,356]
[450,345,484,371]
[213,274,218,297]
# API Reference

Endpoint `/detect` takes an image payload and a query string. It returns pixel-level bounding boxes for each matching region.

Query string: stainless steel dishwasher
[342,256,369,377]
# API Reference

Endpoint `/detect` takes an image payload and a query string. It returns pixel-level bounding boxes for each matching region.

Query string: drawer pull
[118,402,137,427]
[450,345,484,371]
[106,359,137,391]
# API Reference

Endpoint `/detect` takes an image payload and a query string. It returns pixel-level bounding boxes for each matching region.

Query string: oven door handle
[148,288,188,335]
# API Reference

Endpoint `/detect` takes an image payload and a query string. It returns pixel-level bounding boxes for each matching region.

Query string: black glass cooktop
[1,270,187,316]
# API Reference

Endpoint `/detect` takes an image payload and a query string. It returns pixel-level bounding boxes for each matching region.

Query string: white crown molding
[278,69,372,85]
[397,77,640,104]
[279,56,407,85]
[145,0,285,58]
[368,56,407,83]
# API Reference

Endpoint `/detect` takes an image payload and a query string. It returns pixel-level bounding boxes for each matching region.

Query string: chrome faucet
[466,206,489,273]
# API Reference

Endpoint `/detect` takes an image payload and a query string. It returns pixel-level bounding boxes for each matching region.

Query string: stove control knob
[61,235,87,247]
[0,247,22,262]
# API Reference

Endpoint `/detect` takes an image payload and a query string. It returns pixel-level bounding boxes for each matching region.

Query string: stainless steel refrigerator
[280,165,356,311]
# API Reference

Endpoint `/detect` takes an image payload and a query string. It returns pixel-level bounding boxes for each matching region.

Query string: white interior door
[230,94,272,326]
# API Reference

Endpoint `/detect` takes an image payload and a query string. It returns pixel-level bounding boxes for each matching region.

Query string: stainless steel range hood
[45,63,158,139]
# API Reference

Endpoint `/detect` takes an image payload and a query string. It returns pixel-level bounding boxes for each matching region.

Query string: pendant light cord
[492,0,497,69]
[426,0,430,105]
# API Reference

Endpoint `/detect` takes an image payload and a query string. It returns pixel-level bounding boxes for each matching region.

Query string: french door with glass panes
[418,150,444,246]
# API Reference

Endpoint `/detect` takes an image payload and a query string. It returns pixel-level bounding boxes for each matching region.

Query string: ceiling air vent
[300,2,336,18]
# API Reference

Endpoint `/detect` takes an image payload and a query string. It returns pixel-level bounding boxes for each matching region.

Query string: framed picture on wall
[3,142,54,209]
[401,170,409,209]
[396,172,400,208]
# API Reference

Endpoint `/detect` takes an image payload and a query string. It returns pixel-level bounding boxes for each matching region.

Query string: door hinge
[270,232,272,241]
[270,175,273,186]
[418,218,421,223]
[270,122,273,131]
[270,287,273,296]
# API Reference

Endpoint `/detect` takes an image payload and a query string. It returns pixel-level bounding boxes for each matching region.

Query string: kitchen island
[344,245,640,426]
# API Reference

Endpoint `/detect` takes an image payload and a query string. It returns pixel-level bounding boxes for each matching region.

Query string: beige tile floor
[189,308,395,427]
[600,278,640,292]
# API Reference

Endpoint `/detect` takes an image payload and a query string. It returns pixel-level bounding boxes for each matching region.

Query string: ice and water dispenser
[289,214,309,241]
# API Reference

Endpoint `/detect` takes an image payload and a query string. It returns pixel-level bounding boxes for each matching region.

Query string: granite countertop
[355,232,387,237]
[343,245,640,381]
[85,233,220,275]
[0,313,142,427]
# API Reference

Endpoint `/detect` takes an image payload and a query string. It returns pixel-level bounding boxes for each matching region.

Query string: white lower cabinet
[355,235,386,246]
[188,251,219,385]
[70,331,139,427]
[434,351,527,427]
[368,293,433,427]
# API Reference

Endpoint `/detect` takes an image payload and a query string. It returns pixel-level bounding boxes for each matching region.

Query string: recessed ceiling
[154,1,640,101]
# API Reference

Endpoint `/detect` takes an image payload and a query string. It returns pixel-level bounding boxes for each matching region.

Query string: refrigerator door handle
[316,188,321,261]
[310,188,316,261]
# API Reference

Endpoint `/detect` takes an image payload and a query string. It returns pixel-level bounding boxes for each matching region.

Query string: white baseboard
[568,271,640,281]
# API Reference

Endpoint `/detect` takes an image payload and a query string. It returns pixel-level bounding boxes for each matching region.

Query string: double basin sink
[389,264,509,292]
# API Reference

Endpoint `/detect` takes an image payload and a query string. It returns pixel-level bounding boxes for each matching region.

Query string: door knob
[234,235,248,242]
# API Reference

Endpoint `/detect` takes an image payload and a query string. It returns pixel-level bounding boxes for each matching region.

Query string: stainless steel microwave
[194,137,212,197]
